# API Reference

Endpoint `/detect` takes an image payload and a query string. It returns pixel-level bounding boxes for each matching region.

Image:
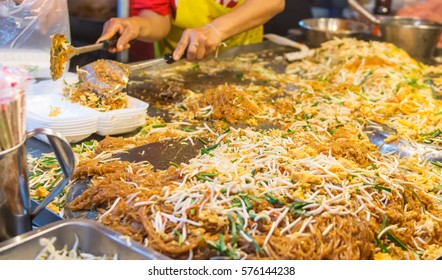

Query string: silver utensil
[50,34,119,80]
[78,53,176,97]
[348,0,442,60]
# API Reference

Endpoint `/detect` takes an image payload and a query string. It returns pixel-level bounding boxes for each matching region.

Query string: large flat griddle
[29,38,442,226]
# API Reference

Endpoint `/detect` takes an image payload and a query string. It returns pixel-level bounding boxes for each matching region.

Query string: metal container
[379,17,441,60]
[299,18,369,48]
[0,128,75,242]
[348,0,442,61]
[0,219,170,260]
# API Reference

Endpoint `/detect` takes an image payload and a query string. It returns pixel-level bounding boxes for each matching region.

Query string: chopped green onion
[206,143,220,151]
[173,229,183,246]
[229,215,237,247]
[289,201,312,216]
[381,216,388,231]
[240,195,253,211]
[242,231,264,254]
[152,123,166,128]
[247,194,262,203]
[265,194,283,205]
[373,185,392,193]
[197,138,208,145]
[169,161,179,167]
[199,172,218,177]
[375,237,390,253]
[181,127,196,132]
[386,232,408,251]
[218,234,227,252]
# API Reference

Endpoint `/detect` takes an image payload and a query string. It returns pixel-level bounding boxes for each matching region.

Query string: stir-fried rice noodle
[32,38,442,259]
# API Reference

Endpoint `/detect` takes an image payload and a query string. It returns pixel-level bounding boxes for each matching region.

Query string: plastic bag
[0,0,70,78]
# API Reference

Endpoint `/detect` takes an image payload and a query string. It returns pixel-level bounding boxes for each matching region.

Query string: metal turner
[77,53,177,97]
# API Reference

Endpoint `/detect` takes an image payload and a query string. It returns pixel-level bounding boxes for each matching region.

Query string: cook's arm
[97,10,171,53]
[174,0,285,61]
[211,0,285,42]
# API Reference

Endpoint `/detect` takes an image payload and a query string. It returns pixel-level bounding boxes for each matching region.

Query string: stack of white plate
[26,94,98,143]
[25,74,149,143]
[95,97,148,136]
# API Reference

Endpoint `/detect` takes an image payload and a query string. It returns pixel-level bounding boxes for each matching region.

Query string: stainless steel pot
[349,0,442,60]
[299,18,369,48]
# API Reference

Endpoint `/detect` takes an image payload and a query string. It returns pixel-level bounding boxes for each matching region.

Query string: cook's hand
[173,24,222,62]
[97,17,142,53]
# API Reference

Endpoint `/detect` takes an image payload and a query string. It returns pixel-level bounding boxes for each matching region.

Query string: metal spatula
[78,54,177,97]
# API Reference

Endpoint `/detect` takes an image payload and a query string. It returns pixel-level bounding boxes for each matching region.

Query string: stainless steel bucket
[379,17,441,60]
[0,128,75,242]
[299,18,369,48]
[349,0,442,61]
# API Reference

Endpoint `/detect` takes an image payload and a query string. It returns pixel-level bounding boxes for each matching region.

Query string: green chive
[182,127,196,132]
[386,232,408,251]
[47,175,62,191]
[218,234,227,252]
[229,215,237,247]
[173,229,183,246]
[265,194,283,205]
[242,231,264,254]
[375,237,390,253]
[247,194,262,203]
[373,185,391,193]
[169,161,179,167]
[199,172,218,177]
[197,138,208,145]
[196,175,213,182]
[152,123,166,128]
[206,143,220,151]
[241,195,253,211]
[381,216,388,231]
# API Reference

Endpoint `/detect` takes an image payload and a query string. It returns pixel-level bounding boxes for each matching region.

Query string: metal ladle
[77,53,177,97]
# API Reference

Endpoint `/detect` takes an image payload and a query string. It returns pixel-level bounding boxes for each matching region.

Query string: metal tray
[0,219,170,260]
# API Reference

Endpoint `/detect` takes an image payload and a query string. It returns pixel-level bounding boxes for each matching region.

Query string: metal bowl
[378,17,442,61]
[299,18,369,47]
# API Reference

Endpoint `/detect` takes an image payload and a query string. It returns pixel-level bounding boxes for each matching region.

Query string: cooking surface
[20,37,442,260]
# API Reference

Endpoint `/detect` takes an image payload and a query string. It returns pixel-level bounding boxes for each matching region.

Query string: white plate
[25,73,149,141]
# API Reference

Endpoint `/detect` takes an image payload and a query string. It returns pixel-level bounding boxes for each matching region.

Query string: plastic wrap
[0,0,70,78]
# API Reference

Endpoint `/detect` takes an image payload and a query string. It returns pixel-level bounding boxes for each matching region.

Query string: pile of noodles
[30,38,442,260]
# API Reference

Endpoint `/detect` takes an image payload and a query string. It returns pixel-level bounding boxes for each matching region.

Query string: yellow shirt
[159,0,263,54]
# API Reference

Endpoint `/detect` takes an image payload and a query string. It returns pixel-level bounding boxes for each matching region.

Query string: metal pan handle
[26,128,76,219]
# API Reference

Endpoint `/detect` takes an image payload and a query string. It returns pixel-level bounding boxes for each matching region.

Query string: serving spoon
[50,34,119,81]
